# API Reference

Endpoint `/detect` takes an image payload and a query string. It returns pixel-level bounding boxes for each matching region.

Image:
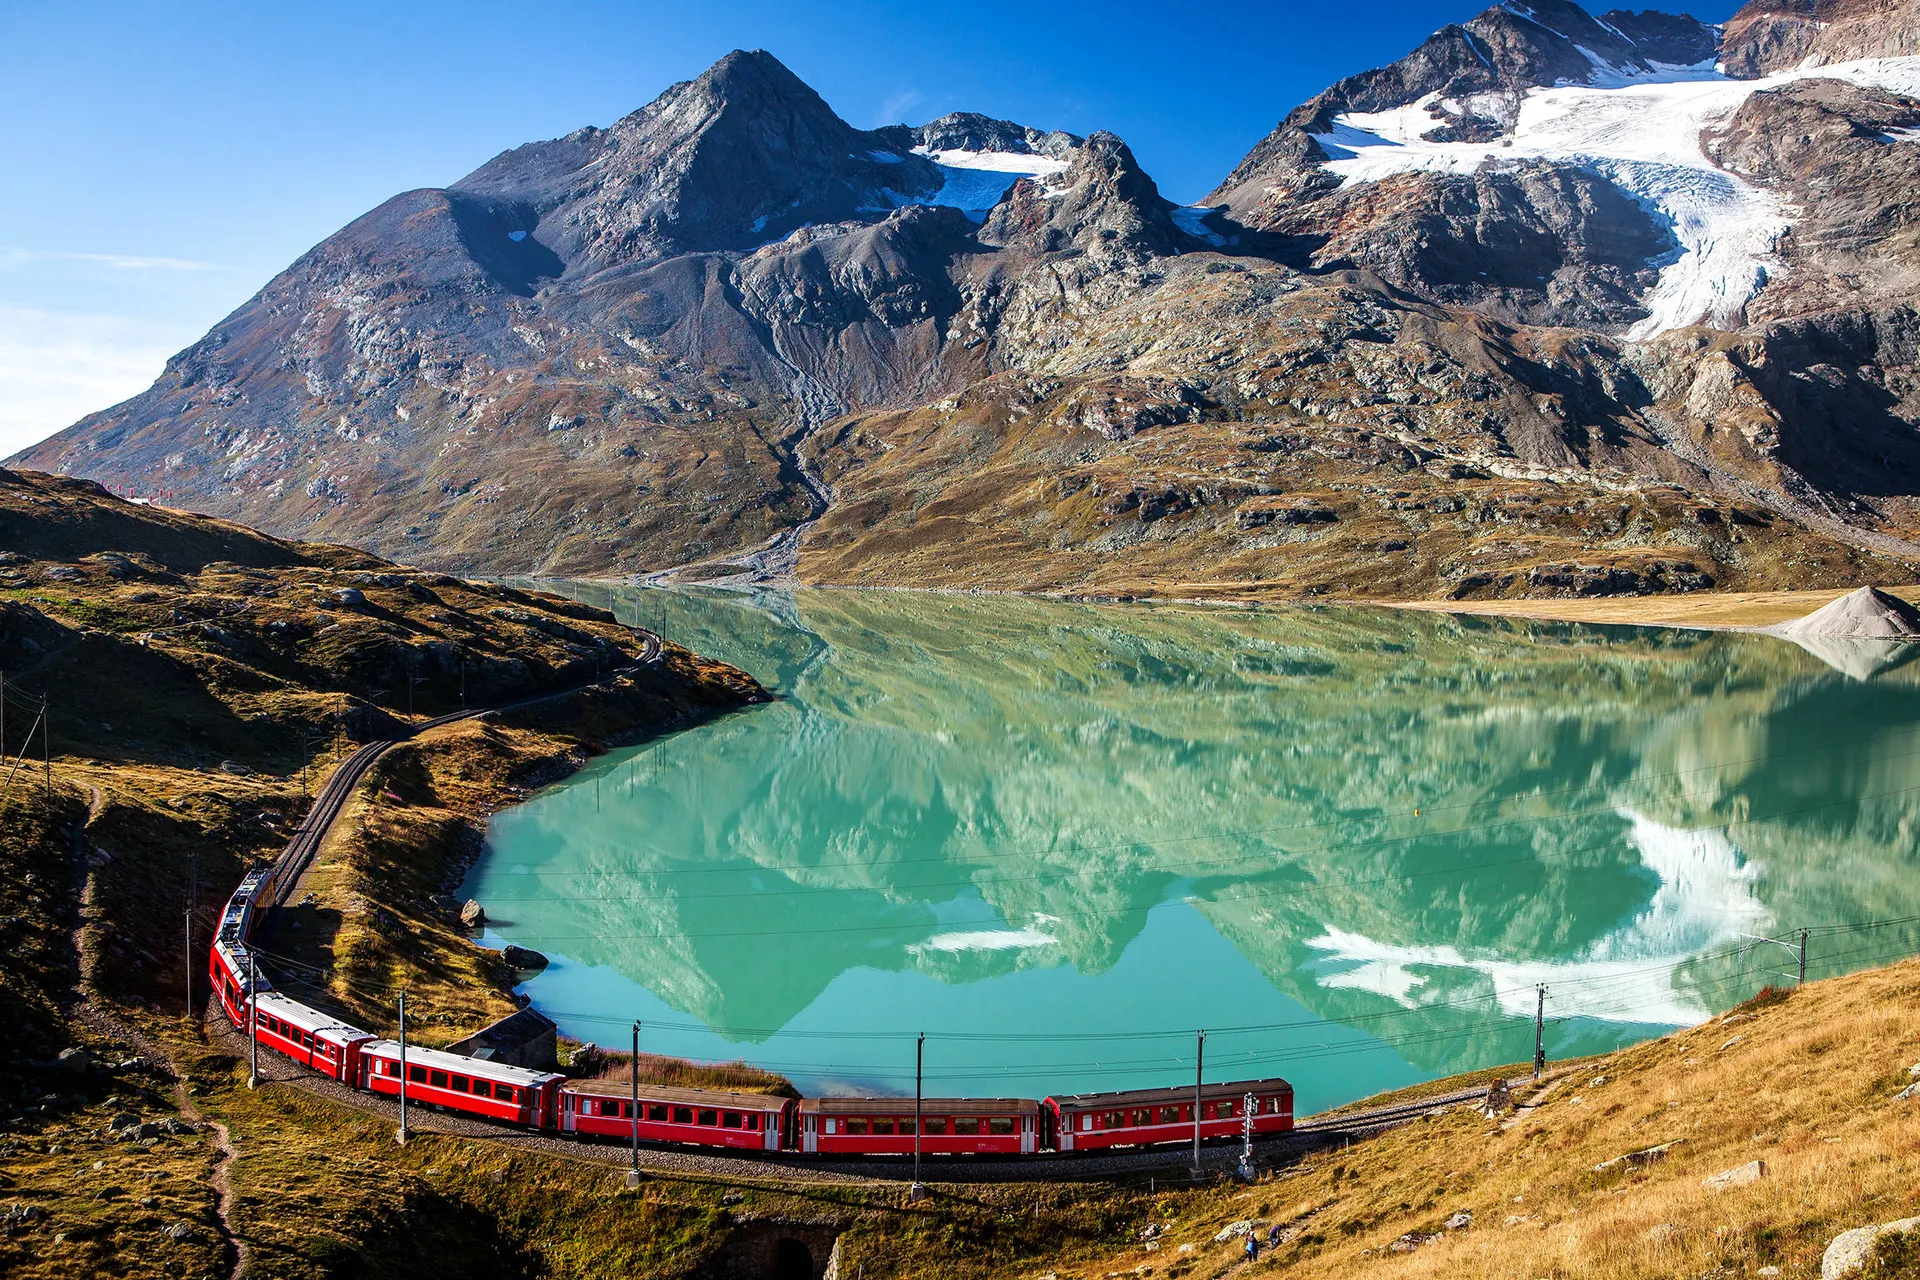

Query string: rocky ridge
[13,6,1920,602]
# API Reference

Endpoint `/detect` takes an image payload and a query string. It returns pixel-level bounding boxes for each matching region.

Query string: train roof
[798,1096,1039,1116]
[1045,1077,1293,1109]
[252,991,374,1042]
[563,1078,793,1109]
[360,1039,563,1087]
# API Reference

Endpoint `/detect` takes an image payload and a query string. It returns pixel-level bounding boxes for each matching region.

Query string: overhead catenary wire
[475,726,1920,884]
[462,779,1920,945]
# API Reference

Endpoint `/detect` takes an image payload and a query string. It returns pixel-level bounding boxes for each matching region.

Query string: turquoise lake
[463,587,1920,1115]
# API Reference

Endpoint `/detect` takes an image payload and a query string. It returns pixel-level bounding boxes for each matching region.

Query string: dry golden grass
[1382,585,1920,631]
[1050,962,1920,1280]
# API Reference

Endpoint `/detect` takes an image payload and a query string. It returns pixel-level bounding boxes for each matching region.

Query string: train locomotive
[209,867,1293,1158]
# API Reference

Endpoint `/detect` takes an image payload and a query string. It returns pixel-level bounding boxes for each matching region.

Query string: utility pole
[910,1032,926,1201]
[185,851,197,1022]
[42,697,49,794]
[1191,1029,1206,1178]
[458,655,466,710]
[1798,928,1809,985]
[628,1021,642,1189]
[397,993,409,1144]
[247,952,260,1088]
[1533,985,1547,1080]
[1238,1092,1257,1181]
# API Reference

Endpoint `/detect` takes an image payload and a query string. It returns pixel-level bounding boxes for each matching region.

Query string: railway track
[268,629,662,905]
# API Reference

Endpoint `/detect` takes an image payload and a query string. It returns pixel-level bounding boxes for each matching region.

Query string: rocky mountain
[1720,0,1920,76]
[14,7,1920,602]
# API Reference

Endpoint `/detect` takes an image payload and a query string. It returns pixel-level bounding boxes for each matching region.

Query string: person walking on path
[1245,1229,1259,1264]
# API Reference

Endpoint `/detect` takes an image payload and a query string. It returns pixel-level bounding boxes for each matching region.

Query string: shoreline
[541,571,1920,633]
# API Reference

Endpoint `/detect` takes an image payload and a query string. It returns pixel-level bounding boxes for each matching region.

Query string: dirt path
[63,782,252,1279]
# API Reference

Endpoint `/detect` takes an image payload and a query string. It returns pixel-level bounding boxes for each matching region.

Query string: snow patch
[1171,206,1229,247]
[911,928,1058,954]
[867,149,905,164]
[897,147,1073,221]
[1307,56,1920,337]
[1302,808,1769,1025]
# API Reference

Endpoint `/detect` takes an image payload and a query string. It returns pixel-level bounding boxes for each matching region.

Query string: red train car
[247,992,376,1082]
[1043,1078,1293,1152]
[359,1040,563,1129]
[797,1097,1040,1155]
[559,1079,792,1152]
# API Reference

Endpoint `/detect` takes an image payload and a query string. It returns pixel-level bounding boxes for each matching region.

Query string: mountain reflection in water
[466,587,1920,1110]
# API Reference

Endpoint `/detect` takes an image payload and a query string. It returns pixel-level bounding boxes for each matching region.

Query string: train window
[898,1119,915,1135]
[408,1065,429,1085]
[649,1105,668,1121]
[302,1032,314,1049]
[1219,1099,1236,1117]
[954,1118,980,1135]
[722,1112,742,1129]
[872,1119,894,1135]
[924,1118,947,1135]
[449,1076,470,1094]
[698,1110,717,1126]
[429,1071,449,1089]
[742,1113,759,1130]
[987,1117,1014,1136]
[1131,1109,1151,1126]
[472,1080,492,1099]
[1159,1106,1179,1124]
[824,1119,836,1135]
[673,1107,693,1125]
[1079,1116,1093,1132]
[497,1086,518,1104]
[845,1119,869,1136]
[1106,1111,1123,1129]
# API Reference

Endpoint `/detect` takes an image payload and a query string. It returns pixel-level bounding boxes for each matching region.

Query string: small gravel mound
[1772,587,1920,640]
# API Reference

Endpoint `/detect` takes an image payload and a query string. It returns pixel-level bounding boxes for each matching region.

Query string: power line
[463,780,1920,944]
[479,726,1920,883]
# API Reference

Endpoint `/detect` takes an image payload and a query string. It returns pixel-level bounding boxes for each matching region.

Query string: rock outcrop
[1722,0,1920,78]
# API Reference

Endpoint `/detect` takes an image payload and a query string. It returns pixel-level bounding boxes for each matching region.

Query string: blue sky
[0,0,1740,458]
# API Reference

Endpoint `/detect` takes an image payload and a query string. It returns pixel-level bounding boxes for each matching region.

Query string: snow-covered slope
[1311,56,1920,337]
[902,147,1071,219]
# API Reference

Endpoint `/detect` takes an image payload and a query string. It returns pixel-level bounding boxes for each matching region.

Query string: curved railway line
[214,625,1507,1183]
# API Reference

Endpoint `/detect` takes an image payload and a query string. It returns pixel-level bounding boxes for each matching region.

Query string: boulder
[1822,1216,1920,1280]
[1444,1211,1472,1231]
[55,1047,95,1074]
[1895,1082,1918,1101]
[502,945,548,971]
[1593,1141,1682,1174]
[1702,1159,1767,1191]
[460,899,486,929]
[163,1221,199,1243]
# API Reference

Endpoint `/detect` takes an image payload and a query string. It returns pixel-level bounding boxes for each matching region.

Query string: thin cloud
[0,306,174,458]
[875,88,926,126]
[0,247,228,272]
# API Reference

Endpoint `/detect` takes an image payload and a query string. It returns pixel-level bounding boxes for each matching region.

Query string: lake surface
[465,587,1920,1114]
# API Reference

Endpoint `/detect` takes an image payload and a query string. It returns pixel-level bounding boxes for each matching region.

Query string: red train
[208,868,1293,1158]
